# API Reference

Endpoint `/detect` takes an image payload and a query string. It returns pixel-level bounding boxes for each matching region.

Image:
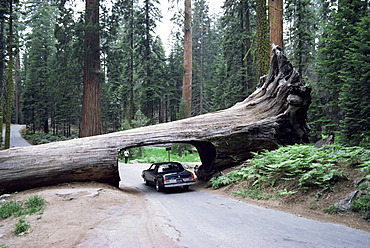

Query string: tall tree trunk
[255,0,270,79]
[14,39,20,124]
[4,0,13,149]
[128,0,134,122]
[269,0,283,55]
[182,0,192,118]
[80,0,102,137]
[0,9,5,144]
[143,0,153,122]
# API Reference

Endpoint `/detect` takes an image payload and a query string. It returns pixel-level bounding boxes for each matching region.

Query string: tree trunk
[269,0,283,55]
[0,47,311,192]
[80,0,102,138]
[182,0,192,118]
[4,0,13,149]
[256,0,270,79]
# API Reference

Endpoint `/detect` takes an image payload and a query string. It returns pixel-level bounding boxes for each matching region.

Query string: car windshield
[157,163,183,173]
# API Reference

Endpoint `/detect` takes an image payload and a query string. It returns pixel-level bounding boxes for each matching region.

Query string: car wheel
[155,180,162,192]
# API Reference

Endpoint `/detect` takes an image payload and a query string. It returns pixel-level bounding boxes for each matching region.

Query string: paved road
[2,124,31,147]
[120,162,370,248]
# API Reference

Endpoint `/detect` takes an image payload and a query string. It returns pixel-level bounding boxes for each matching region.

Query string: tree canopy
[0,0,369,148]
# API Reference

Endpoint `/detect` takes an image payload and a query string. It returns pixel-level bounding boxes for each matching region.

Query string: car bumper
[163,181,196,188]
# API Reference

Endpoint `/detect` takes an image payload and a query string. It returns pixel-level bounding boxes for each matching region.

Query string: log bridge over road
[0,45,311,193]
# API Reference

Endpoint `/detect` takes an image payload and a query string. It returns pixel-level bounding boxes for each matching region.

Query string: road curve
[2,124,31,147]
[119,162,370,248]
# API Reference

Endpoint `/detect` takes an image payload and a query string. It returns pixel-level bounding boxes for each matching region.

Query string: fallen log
[0,45,311,192]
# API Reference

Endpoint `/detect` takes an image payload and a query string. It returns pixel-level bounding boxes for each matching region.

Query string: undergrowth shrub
[209,145,370,195]
[23,131,76,145]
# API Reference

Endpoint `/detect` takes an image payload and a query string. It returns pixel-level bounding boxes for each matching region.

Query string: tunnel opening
[117,141,217,181]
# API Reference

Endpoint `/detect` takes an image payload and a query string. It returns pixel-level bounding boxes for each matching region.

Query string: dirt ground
[0,182,182,248]
[0,175,369,248]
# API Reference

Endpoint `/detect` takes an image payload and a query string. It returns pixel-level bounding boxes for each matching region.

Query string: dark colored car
[141,162,196,192]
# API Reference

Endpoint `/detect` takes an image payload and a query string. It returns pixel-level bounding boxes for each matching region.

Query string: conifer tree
[338,10,370,145]
[22,0,57,134]
[317,0,369,144]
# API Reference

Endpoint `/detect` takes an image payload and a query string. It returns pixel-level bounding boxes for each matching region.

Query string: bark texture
[182,0,192,118]
[269,0,284,55]
[0,46,311,192]
[80,0,102,137]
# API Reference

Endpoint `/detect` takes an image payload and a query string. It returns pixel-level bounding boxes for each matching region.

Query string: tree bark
[4,0,13,149]
[269,0,283,55]
[0,47,311,192]
[256,0,270,79]
[182,0,192,118]
[80,0,102,138]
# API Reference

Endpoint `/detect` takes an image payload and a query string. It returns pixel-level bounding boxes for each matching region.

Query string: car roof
[153,161,181,166]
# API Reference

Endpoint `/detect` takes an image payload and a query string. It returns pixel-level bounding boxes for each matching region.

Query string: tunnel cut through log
[0,45,311,192]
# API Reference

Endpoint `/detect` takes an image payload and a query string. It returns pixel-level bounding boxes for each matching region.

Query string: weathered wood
[0,45,311,192]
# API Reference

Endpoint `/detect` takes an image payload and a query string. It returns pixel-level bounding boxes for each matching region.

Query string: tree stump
[0,45,311,192]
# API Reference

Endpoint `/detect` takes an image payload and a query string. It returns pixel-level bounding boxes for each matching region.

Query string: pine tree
[22,0,57,134]
[285,0,317,77]
[218,0,256,108]
[338,9,370,145]
[53,4,82,136]
[317,0,369,143]
[192,0,220,114]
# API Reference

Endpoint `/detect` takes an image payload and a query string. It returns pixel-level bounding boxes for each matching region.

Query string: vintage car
[141,162,196,192]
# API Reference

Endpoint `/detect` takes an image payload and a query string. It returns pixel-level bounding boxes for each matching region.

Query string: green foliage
[0,201,22,219]
[24,195,46,215]
[208,145,370,193]
[14,218,30,236]
[315,0,370,146]
[323,205,340,215]
[131,146,200,164]
[351,192,370,221]
[0,195,46,236]
[0,195,45,219]
[23,131,75,145]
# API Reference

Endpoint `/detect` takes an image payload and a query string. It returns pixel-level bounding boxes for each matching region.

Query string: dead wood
[0,45,311,192]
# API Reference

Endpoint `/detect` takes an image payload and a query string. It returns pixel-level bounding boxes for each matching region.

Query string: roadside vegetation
[23,131,78,145]
[0,195,46,237]
[120,145,201,164]
[209,144,370,221]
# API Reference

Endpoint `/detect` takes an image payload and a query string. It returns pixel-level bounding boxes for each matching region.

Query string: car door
[146,164,158,184]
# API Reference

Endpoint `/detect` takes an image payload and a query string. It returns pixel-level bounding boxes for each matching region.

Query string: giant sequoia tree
[269,0,283,54]
[80,0,102,137]
[181,0,192,118]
